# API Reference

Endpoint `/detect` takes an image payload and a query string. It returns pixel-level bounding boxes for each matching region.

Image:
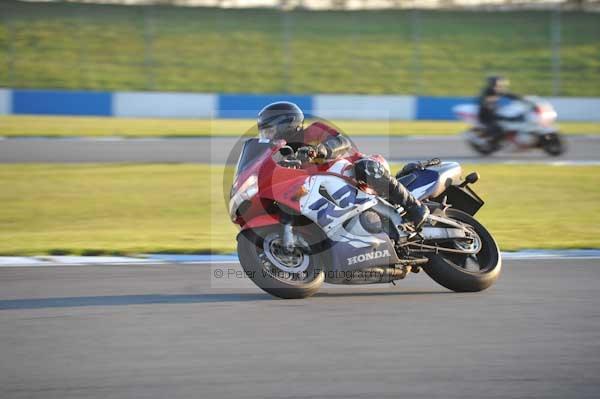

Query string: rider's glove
[313,144,328,159]
[297,144,328,162]
[297,146,316,162]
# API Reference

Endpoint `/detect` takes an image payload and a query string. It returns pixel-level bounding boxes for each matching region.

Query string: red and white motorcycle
[453,96,566,156]
[229,138,501,299]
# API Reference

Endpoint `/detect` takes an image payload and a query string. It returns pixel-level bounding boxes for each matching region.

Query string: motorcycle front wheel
[423,209,501,292]
[237,227,325,299]
[466,130,499,156]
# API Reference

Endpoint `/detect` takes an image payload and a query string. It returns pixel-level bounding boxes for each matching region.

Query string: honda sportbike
[453,96,565,156]
[230,139,501,299]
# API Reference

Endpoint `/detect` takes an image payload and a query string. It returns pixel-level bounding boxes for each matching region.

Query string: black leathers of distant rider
[478,87,522,143]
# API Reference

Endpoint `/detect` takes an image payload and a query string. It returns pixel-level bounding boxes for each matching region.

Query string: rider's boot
[387,175,430,230]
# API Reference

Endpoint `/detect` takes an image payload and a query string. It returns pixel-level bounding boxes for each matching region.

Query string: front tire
[423,209,501,292]
[466,130,499,156]
[237,227,325,299]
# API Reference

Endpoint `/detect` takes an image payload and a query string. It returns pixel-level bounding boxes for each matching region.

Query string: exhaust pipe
[420,227,468,241]
[326,266,410,285]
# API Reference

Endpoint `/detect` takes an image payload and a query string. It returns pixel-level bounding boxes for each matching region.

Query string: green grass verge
[1,1,599,96]
[1,163,599,256]
[1,116,599,137]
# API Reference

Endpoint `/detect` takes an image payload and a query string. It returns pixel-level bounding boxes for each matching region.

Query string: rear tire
[540,133,566,156]
[423,209,501,292]
[237,227,325,299]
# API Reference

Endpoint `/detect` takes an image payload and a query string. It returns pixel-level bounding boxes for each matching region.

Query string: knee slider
[354,158,386,185]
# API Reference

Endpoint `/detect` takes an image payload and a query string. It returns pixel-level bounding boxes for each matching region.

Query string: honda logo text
[347,249,391,265]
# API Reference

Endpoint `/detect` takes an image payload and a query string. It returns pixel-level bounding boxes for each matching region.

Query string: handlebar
[278,159,303,168]
[277,145,323,168]
[277,146,305,169]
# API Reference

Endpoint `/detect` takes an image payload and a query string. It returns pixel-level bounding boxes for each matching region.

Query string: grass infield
[1,1,599,96]
[1,163,598,255]
[1,116,599,137]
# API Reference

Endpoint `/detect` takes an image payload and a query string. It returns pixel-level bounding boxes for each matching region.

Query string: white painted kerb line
[1,250,599,267]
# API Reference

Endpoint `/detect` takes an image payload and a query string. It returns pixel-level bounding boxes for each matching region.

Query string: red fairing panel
[244,213,282,230]
[261,176,308,212]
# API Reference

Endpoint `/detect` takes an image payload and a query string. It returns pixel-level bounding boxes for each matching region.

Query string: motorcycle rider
[257,101,430,230]
[478,76,524,144]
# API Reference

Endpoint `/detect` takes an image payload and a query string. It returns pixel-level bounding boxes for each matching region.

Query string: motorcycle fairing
[323,233,401,273]
[243,213,281,230]
[259,174,309,213]
[297,174,401,271]
[299,175,377,233]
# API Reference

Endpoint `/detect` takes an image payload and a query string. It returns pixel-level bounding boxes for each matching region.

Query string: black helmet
[257,101,304,141]
[486,75,509,94]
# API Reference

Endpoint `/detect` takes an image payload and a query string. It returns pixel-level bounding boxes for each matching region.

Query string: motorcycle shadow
[0,293,272,310]
[0,291,461,310]
[314,290,453,299]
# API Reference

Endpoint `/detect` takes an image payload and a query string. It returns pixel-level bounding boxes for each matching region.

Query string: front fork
[282,223,295,254]
[280,212,296,254]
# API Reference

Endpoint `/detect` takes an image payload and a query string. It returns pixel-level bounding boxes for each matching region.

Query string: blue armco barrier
[12,89,112,116]
[218,94,313,119]
[416,96,474,120]
[4,89,600,121]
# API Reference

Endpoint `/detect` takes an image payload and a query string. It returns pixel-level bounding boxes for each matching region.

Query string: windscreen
[233,138,272,180]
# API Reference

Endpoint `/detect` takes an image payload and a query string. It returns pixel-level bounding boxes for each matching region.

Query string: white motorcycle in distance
[453,96,566,156]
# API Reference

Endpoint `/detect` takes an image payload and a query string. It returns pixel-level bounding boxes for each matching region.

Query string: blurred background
[2,0,599,96]
[0,0,599,256]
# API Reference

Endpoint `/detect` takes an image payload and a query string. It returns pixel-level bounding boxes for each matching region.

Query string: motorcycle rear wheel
[237,227,325,299]
[540,132,566,156]
[423,209,501,292]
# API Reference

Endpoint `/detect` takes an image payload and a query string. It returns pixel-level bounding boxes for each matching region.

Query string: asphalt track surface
[1,135,599,164]
[1,259,599,398]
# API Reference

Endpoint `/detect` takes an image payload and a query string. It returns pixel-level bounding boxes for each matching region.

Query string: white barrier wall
[548,97,600,122]
[314,95,415,120]
[0,89,10,115]
[113,92,216,118]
